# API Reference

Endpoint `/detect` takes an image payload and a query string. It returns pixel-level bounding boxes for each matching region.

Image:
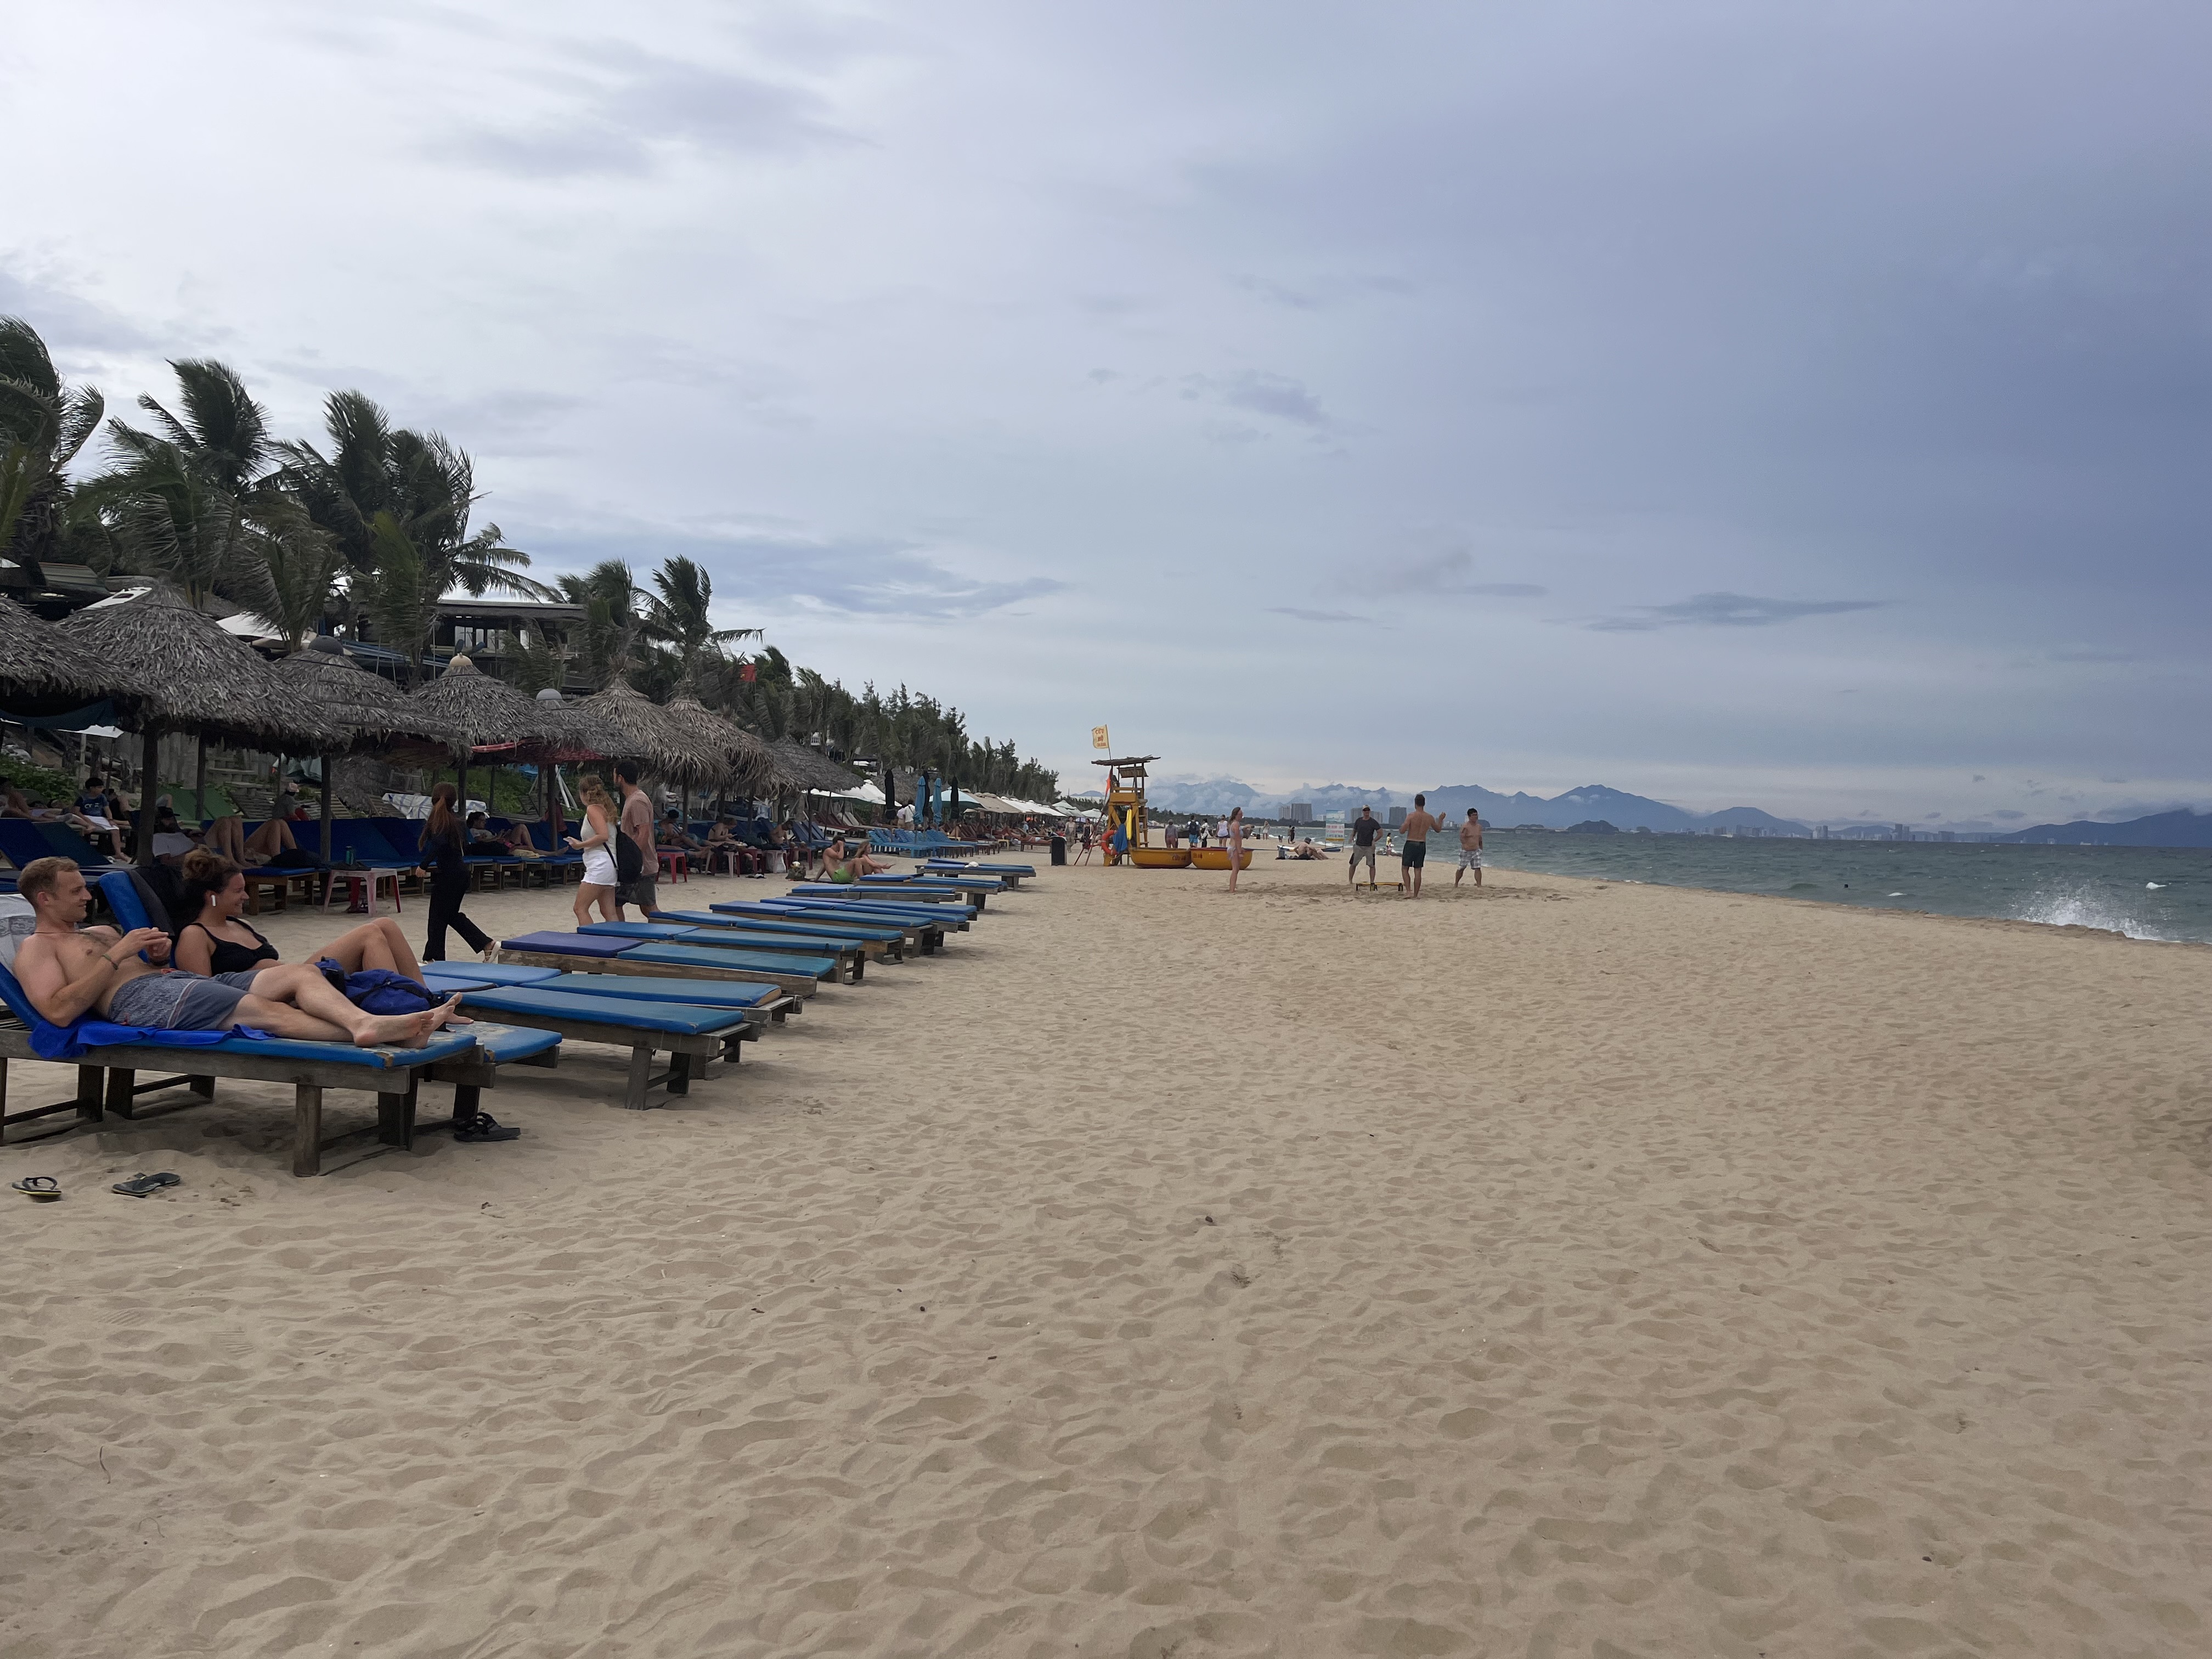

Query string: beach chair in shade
[578,919,865,983]
[0,818,127,878]
[0,961,559,1172]
[493,930,827,1000]
[420,964,774,1110]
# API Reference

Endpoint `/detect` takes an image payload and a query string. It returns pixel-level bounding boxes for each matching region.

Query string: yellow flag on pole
[1091,725,1110,751]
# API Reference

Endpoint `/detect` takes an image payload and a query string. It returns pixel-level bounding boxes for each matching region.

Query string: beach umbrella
[272,640,469,861]
[406,653,590,820]
[663,690,770,815]
[59,585,346,866]
[0,596,151,710]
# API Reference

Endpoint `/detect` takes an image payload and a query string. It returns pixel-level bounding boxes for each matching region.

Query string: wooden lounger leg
[623,1046,657,1111]
[293,1085,324,1177]
[77,1064,105,1125]
[667,1051,692,1098]
[377,1076,421,1149]
[189,1075,215,1099]
[105,1067,138,1119]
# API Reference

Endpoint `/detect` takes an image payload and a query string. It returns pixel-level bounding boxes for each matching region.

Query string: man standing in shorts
[1398,793,1446,898]
[614,759,661,919]
[1346,806,1383,890]
[1453,808,1485,888]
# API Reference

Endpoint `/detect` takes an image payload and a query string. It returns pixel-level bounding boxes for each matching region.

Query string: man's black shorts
[1401,840,1426,868]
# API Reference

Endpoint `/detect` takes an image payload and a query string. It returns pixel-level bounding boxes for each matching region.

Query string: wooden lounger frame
[495,949,821,999]
[444,996,793,1111]
[0,1019,556,1176]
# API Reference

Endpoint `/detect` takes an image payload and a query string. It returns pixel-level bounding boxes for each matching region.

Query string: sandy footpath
[2,855,2207,1657]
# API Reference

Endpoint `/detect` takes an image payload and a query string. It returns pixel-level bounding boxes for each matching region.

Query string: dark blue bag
[317,960,444,1015]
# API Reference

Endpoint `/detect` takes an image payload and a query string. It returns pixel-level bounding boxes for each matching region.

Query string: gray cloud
[1363,547,1546,599]
[521,522,1063,623]
[448,48,844,179]
[1588,593,1886,633]
[1267,606,1373,624]
[1184,370,1329,428]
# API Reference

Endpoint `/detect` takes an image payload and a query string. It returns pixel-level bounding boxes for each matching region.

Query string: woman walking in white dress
[566,774,622,926]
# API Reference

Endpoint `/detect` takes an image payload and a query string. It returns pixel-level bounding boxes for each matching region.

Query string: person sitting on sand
[12,856,465,1049]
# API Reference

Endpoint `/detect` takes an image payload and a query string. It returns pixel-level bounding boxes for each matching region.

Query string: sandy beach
[2,856,2207,1658]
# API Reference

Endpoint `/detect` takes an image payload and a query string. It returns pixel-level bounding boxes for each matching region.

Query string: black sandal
[13,1176,61,1202]
[454,1113,521,1143]
[112,1171,181,1197]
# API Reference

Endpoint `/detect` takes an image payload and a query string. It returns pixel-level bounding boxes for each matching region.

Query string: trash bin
[1049,833,1066,866]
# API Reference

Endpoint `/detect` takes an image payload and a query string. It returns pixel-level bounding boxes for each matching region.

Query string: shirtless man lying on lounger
[11,857,464,1046]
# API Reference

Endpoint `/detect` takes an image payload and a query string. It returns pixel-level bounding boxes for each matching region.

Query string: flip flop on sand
[111,1171,181,1198]
[12,1176,61,1201]
[453,1113,521,1144]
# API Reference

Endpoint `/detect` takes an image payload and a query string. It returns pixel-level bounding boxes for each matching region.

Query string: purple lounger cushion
[501,929,636,958]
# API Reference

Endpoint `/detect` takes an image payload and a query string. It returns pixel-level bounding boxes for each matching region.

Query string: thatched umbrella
[272,641,467,861]
[406,654,588,825]
[0,596,151,709]
[60,586,346,866]
[663,691,771,816]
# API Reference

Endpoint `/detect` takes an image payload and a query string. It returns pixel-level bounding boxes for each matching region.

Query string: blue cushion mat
[503,930,636,958]
[624,944,836,978]
[454,988,746,1037]
[422,962,563,986]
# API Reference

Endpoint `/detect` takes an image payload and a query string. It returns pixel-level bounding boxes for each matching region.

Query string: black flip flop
[112,1171,181,1198]
[453,1113,521,1144]
[12,1176,61,1201]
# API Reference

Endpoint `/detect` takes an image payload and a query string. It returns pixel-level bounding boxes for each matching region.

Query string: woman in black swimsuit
[170,849,430,982]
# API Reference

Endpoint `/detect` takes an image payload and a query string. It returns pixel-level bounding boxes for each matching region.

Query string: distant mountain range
[1101,776,1814,834]
[1079,776,2212,847]
[1990,809,2212,847]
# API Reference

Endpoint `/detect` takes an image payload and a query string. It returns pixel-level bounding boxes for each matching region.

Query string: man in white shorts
[1454,808,1485,888]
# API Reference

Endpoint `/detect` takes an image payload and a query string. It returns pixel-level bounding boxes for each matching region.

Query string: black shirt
[1351,815,1383,847]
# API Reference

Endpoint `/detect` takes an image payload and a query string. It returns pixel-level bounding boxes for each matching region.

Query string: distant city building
[1387,806,1407,827]
[1286,802,1312,823]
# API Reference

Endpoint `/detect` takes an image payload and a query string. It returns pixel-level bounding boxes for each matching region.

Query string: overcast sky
[7,1,2205,825]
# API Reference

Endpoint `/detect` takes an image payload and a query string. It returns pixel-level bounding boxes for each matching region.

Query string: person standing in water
[1454,808,1485,888]
[1225,806,1245,893]
[1397,793,1447,899]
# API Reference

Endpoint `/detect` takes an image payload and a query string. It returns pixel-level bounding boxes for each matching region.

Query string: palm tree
[645,555,756,681]
[0,315,104,564]
[279,390,549,680]
[557,558,648,689]
[77,358,335,623]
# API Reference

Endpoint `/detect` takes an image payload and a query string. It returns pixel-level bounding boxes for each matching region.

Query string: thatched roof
[406,654,577,754]
[764,739,865,795]
[568,678,692,778]
[57,585,343,749]
[0,596,151,709]
[665,692,772,792]
[270,641,466,757]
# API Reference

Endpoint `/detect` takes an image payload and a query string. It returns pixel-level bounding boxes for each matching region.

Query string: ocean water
[1477,831,2212,945]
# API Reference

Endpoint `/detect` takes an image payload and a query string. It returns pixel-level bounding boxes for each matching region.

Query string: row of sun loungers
[0,858,1034,1167]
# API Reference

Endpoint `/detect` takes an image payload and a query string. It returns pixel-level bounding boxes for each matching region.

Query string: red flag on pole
[739,661,757,682]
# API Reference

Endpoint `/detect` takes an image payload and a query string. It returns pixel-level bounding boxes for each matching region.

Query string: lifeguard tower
[1093,755,1190,867]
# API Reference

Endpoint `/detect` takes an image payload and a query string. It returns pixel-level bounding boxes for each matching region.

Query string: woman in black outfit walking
[420,781,494,962]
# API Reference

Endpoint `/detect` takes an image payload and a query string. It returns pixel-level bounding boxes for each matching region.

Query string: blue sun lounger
[494,930,828,998]
[578,919,861,983]
[701,901,924,950]
[0,960,558,1174]
[644,909,900,963]
[747,896,968,940]
[420,966,774,1111]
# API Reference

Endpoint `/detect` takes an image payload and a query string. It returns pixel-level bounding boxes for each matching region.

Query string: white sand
[2,858,2207,1657]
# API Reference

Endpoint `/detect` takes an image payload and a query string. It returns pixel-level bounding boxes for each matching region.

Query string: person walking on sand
[1224,806,1245,893]
[1346,805,1383,890]
[566,774,621,924]
[1397,793,1447,898]
[1453,808,1486,888]
[613,759,661,919]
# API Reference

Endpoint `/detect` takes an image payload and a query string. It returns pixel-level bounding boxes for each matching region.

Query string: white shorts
[1458,849,1485,869]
